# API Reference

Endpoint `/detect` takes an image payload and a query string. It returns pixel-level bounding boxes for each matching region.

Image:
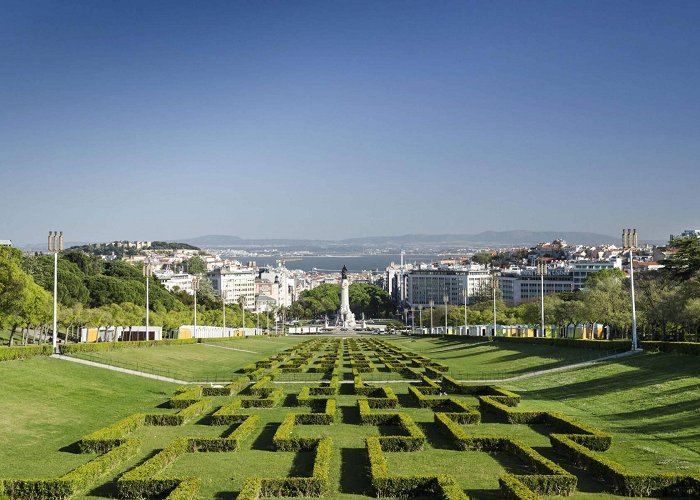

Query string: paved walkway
[199,343,259,354]
[51,354,216,385]
[454,349,642,384]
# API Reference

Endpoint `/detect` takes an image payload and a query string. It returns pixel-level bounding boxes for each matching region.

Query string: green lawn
[1,335,698,499]
[0,357,176,477]
[505,351,700,476]
[382,335,625,379]
[66,336,310,381]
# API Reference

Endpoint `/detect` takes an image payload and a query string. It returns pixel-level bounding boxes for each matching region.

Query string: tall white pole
[145,270,149,341]
[492,275,497,337]
[630,249,638,350]
[464,287,468,336]
[52,250,58,353]
[193,279,198,338]
[444,297,448,333]
[540,271,545,338]
[242,302,246,332]
[222,294,226,337]
[419,307,423,334]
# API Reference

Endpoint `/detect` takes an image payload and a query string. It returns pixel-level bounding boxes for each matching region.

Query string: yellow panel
[87,328,98,343]
[179,328,192,339]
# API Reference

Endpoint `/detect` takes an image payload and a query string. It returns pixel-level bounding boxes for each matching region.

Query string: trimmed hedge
[170,386,202,409]
[493,336,630,351]
[0,344,53,361]
[551,433,700,497]
[211,399,243,425]
[60,338,198,354]
[78,413,145,453]
[642,340,700,356]
[145,399,210,426]
[118,437,189,498]
[241,438,333,498]
[366,437,468,499]
[240,389,283,408]
[188,414,259,452]
[202,376,250,396]
[3,440,140,500]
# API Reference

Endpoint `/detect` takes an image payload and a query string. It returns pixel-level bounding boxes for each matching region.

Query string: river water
[226,254,454,272]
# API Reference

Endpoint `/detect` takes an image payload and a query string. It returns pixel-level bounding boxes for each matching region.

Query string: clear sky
[1,1,698,245]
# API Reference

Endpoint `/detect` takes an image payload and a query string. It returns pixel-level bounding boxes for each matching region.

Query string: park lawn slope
[0,356,177,477]
[505,351,700,475]
[382,335,624,379]
[66,335,308,381]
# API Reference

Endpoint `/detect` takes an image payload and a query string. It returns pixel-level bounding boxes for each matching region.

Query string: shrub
[188,415,259,452]
[170,387,202,409]
[641,341,700,356]
[202,376,250,396]
[78,413,145,453]
[0,345,53,361]
[61,338,197,354]
[211,399,243,425]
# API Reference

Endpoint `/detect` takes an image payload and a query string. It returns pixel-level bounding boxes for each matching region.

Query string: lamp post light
[629,249,638,351]
[443,294,449,334]
[222,292,227,338]
[463,286,469,336]
[143,259,152,342]
[429,300,434,334]
[192,276,200,338]
[411,308,415,334]
[538,259,546,338]
[492,272,498,337]
[48,231,63,353]
[418,306,423,335]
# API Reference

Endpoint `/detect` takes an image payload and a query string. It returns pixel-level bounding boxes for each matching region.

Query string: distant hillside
[180,230,621,249]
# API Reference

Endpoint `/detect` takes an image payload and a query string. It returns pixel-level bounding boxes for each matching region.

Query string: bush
[78,413,145,453]
[188,415,259,452]
[202,376,250,396]
[642,341,700,356]
[117,437,189,498]
[550,433,700,496]
[0,345,53,361]
[170,387,202,409]
[493,336,630,351]
[60,338,197,354]
[211,399,243,425]
[145,400,210,426]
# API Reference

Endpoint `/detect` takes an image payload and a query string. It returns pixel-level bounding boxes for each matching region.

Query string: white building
[208,267,256,308]
[0,240,12,247]
[156,272,196,295]
[498,271,575,306]
[572,258,622,288]
[405,266,492,308]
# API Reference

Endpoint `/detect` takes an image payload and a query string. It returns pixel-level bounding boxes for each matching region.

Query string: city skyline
[1,1,699,243]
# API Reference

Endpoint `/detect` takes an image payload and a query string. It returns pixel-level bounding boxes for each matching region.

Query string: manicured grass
[1,335,698,500]
[383,335,625,379]
[0,357,176,477]
[505,351,700,476]
[67,336,310,381]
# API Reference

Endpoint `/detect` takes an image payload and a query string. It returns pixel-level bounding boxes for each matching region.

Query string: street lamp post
[538,259,546,338]
[429,300,434,334]
[48,231,63,353]
[629,249,638,350]
[143,259,152,342]
[222,292,227,337]
[443,294,449,334]
[411,308,415,334]
[192,277,200,338]
[463,287,469,336]
[492,272,498,337]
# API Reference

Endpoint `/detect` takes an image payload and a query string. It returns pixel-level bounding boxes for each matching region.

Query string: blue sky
[1,1,698,244]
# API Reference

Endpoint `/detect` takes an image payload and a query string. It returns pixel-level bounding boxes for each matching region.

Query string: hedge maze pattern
[2,337,699,499]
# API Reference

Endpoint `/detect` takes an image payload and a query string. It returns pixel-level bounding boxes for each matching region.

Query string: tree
[184,256,206,275]
[471,253,493,266]
[582,272,631,338]
[661,236,700,280]
[0,247,52,345]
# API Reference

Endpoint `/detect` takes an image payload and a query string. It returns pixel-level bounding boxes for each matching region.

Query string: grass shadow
[464,488,504,499]
[418,422,454,450]
[251,422,278,451]
[340,447,372,495]
[341,405,361,425]
[288,450,315,477]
